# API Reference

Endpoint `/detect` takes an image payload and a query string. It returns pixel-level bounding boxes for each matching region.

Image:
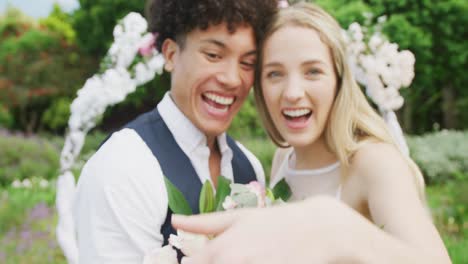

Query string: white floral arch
[56,12,414,264]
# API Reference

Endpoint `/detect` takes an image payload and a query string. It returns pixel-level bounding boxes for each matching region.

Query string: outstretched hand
[172,196,362,264]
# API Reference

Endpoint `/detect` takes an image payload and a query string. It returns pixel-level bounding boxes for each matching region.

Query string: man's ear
[162,38,178,72]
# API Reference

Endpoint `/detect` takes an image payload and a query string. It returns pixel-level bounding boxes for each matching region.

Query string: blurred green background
[0,0,467,263]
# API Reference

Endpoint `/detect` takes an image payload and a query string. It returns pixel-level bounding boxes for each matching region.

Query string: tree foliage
[0,6,97,133]
[312,0,468,133]
[72,0,145,57]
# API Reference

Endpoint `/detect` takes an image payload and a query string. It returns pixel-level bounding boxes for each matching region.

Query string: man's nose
[217,61,242,88]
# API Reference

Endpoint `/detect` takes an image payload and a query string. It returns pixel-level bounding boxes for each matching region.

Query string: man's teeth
[204,93,234,106]
[283,109,312,117]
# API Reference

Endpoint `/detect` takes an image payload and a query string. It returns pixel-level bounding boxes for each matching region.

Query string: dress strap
[336,185,342,200]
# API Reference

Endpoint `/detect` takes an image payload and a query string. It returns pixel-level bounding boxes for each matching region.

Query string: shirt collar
[157,92,231,156]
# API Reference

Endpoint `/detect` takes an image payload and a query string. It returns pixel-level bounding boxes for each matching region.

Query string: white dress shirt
[73,93,264,263]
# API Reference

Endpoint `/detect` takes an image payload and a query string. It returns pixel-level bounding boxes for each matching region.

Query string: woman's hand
[173,196,363,264]
[173,195,451,264]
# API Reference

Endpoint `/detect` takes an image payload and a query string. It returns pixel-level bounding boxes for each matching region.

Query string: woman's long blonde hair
[254,2,426,200]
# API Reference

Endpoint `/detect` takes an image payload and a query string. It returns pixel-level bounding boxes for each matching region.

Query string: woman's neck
[293,136,338,170]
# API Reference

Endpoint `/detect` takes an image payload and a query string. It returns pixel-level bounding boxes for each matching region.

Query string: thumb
[172,210,242,235]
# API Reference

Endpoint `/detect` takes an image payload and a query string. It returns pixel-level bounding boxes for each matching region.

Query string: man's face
[163,23,256,138]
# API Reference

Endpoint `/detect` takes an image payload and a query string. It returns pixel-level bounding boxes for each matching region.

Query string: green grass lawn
[426,181,468,263]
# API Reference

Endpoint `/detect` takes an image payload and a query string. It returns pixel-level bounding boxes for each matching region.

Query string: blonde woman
[173,3,451,263]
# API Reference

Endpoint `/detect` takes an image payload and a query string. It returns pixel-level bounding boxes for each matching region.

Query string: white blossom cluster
[56,12,165,264]
[343,18,415,112]
[343,17,415,155]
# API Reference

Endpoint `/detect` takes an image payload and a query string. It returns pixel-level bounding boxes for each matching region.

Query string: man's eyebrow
[201,39,257,56]
[244,50,257,57]
[201,39,226,48]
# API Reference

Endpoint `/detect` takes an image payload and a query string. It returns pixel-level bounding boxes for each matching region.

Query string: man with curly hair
[74,0,277,263]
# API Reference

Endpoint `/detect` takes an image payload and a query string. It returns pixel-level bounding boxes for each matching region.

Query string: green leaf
[215,176,232,211]
[272,178,292,202]
[164,177,192,215]
[199,180,215,213]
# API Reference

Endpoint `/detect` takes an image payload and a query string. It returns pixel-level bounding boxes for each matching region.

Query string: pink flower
[138,33,157,57]
[278,0,289,8]
[247,181,266,208]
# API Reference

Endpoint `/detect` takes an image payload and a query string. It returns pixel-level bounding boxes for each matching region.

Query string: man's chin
[201,123,231,138]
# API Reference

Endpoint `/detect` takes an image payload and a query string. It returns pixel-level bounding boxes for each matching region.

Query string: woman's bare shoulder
[350,141,405,174]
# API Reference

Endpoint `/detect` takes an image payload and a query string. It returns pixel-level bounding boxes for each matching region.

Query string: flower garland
[56,12,164,264]
[343,15,415,155]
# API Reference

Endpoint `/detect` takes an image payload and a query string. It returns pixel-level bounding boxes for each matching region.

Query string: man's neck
[207,135,221,187]
[207,135,217,152]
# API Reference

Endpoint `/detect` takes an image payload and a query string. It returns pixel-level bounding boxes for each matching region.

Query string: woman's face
[261,26,337,148]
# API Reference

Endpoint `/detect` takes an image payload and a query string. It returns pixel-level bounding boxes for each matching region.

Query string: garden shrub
[408,130,468,184]
[41,97,71,132]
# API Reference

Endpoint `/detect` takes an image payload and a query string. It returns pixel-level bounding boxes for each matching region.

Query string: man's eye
[241,61,255,70]
[205,52,221,60]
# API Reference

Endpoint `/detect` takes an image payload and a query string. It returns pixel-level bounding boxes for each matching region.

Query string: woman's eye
[306,68,322,76]
[266,71,282,79]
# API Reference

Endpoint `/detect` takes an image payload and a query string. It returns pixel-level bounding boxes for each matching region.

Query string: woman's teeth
[282,109,312,118]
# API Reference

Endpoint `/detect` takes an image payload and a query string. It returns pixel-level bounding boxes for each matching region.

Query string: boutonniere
[144,176,291,264]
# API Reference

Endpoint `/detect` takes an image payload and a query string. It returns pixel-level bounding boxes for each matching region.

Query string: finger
[181,251,212,264]
[172,210,243,235]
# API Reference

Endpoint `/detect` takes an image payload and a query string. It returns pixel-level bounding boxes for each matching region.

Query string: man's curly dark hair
[146,0,278,52]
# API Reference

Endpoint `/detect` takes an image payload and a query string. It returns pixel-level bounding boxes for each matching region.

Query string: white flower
[39,179,49,188]
[22,179,32,188]
[348,22,363,41]
[278,0,289,8]
[113,24,124,39]
[222,196,238,210]
[69,131,86,157]
[101,68,136,103]
[108,43,120,58]
[363,12,374,21]
[169,230,209,257]
[369,34,384,52]
[148,54,165,75]
[12,180,22,188]
[377,15,387,24]
[397,50,415,87]
[143,245,178,264]
[122,12,148,35]
[115,45,139,69]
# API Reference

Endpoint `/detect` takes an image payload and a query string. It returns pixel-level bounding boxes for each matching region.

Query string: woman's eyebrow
[263,62,282,68]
